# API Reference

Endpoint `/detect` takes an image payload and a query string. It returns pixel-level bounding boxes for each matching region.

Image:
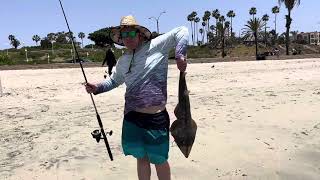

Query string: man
[102,45,117,78]
[85,15,188,180]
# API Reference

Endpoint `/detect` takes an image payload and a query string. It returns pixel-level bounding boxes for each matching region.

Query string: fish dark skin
[170,72,197,158]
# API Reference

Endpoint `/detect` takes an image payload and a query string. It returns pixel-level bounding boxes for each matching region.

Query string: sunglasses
[121,31,138,39]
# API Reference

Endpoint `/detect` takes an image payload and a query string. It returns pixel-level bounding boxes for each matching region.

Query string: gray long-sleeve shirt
[95,26,189,114]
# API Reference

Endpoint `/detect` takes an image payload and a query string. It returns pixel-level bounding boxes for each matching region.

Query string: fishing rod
[58,0,113,161]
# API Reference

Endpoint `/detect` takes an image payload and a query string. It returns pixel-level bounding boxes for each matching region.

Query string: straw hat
[109,15,152,46]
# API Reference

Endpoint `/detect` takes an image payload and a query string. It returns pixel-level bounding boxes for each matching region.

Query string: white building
[297,32,320,45]
[309,32,320,45]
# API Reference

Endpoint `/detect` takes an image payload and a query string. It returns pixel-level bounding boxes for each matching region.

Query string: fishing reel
[91,129,113,143]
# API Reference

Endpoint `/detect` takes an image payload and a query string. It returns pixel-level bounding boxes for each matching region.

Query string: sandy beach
[1,58,320,180]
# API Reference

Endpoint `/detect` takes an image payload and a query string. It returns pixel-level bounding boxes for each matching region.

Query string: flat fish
[170,72,197,158]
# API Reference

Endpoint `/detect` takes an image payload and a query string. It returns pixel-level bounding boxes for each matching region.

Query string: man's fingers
[177,60,187,72]
[85,86,92,93]
[83,82,97,93]
[85,82,94,88]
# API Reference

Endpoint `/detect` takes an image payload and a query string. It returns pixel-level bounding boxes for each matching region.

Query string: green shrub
[88,51,105,62]
[0,54,15,65]
[187,46,218,58]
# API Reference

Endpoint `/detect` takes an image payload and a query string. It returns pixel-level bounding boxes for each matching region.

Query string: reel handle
[91,129,113,143]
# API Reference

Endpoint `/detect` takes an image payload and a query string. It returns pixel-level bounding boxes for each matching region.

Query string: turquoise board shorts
[121,110,170,164]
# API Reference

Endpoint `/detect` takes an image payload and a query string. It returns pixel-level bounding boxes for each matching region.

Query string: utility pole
[25,48,28,62]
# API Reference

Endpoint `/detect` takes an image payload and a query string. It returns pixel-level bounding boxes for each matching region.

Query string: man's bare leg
[137,157,151,180]
[155,161,171,180]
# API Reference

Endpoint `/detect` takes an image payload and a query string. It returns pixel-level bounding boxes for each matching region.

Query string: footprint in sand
[40,98,49,102]
[292,94,301,97]
[267,93,277,97]
[261,106,271,109]
[74,156,87,160]
[25,95,33,99]
[5,114,16,119]
[40,104,50,112]
[265,90,277,97]
[313,91,320,95]
[7,150,22,159]
[24,115,33,119]
[80,106,93,111]
[39,158,59,170]
[314,123,320,129]
[40,123,54,133]
[55,111,72,116]
[67,147,79,155]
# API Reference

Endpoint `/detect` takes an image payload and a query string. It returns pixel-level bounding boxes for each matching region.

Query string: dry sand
[0,58,320,180]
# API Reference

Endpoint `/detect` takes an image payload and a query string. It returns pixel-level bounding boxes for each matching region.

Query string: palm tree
[78,32,85,48]
[8,35,20,49]
[8,35,15,41]
[216,21,230,58]
[12,39,21,49]
[212,9,220,37]
[279,0,301,55]
[219,16,225,23]
[204,11,211,33]
[219,15,226,37]
[194,17,200,44]
[32,35,41,46]
[227,10,236,37]
[225,21,231,39]
[187,14,195,45]
[191,12,197,45]
[209,25,215,33]
[262,14,270,46]
[202,12,211,43]
[201,21,206,44]
[269,29,277,45]
[65,31,75,43]
[199,28,204,45]
[249,7,257,19]
[272,6,280,36]
[242,18,264,59]
[202,16,208,43]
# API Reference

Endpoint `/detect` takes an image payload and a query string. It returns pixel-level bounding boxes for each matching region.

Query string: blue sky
[1,0,319,50]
